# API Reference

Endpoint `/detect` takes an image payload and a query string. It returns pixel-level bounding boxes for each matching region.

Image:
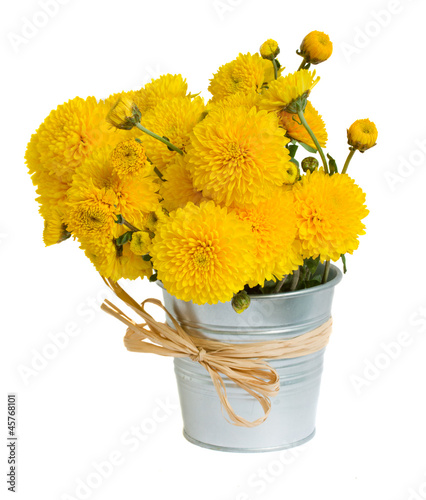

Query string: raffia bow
[101,278,333,428]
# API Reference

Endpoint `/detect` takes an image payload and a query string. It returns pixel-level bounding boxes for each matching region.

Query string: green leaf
[288,144,298,159]
[305,256,320,275]
[341,254,347,274]
[142,254,152,261]
[298,141,317,154]
[327,153,338,175]
[305,275,322,288]
[115,214,124,224]
[149,273,158,282]
[115,231,133,246]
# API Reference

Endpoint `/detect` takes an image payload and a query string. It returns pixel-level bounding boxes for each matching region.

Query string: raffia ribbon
[101,278,333,428]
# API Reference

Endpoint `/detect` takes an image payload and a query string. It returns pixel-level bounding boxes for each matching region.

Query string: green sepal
[142,254,152,261]
[115,214,124,224]
[149,273,158,282]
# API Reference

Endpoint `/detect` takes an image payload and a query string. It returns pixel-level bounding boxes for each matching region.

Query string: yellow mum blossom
[151,201,256,305]
[259,70,320,113]
[68,148,160,233]
[208,90,261,114]
[260,39,280,60]
[32,96,128,184]
[129,231,152,256]
[187,106,293,207]
[132,74,189,115]
[293,170,369,262]
[66,190,117,244]
[43,209,70,247]
[140,96,205,171]
[278,101,328,149]
[145,207,168,234]
[159,155,206,212]
[347,119,378,152]
[235,190,302,287]
[111,140,150,177]
[81,235,152,281]
[25,129,71,222]
[208,53,277,103]
[299,31,333,65]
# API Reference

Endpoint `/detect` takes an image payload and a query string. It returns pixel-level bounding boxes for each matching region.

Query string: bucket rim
[157,264,343,302]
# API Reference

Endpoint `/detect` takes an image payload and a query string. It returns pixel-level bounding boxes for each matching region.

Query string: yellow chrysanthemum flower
[259,70,320,113]
[208,90,261,114]
[132,74,189,115]
[278,101,327,149]
[159,155,206,212]
[68,147,160,233]
[81,236,152,281]
[66,191,117,244]
[187,106,293,207]
[145,207,168,234]
[293,170,369,262]
[235,190,302,286]
[299,31,333,65]
[208,53,277,103]
[140,96,205,171]
[111,140,150,177]
[347,119,378,152]
[260,39,280,60]
[151,201,256,305]
[31,96,128,184]
[43,209,70,247]
[129,231,152,256]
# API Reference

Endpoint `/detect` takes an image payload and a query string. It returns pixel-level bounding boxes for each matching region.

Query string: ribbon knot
[101,278,333,428]
[190,347,207,363]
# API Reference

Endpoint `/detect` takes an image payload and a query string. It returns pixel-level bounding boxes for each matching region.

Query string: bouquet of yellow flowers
[26,32,376,312]
[26,31,378,451]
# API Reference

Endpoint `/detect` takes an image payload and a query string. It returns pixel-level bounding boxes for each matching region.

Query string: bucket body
[160,265,342,453]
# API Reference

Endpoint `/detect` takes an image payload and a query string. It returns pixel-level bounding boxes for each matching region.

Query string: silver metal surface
[160,265,342,453]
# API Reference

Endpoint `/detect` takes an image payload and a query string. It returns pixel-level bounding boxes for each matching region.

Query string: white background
[2,0,426,499]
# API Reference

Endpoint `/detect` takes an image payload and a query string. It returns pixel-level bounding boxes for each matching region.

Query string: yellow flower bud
[129,231,152,256]
[347,119,378,152]
[231,290,251,314]
[106,97,142,130]
[260,39,280,60]
[299,31,333,65]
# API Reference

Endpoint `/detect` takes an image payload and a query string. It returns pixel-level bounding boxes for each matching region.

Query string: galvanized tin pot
[160,265,342,453]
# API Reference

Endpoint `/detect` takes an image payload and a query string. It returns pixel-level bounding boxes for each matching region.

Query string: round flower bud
[106,97,142,130]
[130,231,152,256]
[232,290,251,314]
[347,119,378,152]
[260,39,280,60]
[299,31,333,65]
[301,156,319,173]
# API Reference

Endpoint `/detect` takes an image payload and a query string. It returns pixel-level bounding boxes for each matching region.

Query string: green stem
[322,261,330,284]
[297,58,306,71]
[341,148,356,174]
[123,220,140,232]
[290,268,300,291]
[272,58,278,79]
[135,123,184,155]
[154,166,165,181]
[297,110,328,174]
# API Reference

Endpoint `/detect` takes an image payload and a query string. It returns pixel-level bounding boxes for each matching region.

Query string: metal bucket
[160,265,342,453]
